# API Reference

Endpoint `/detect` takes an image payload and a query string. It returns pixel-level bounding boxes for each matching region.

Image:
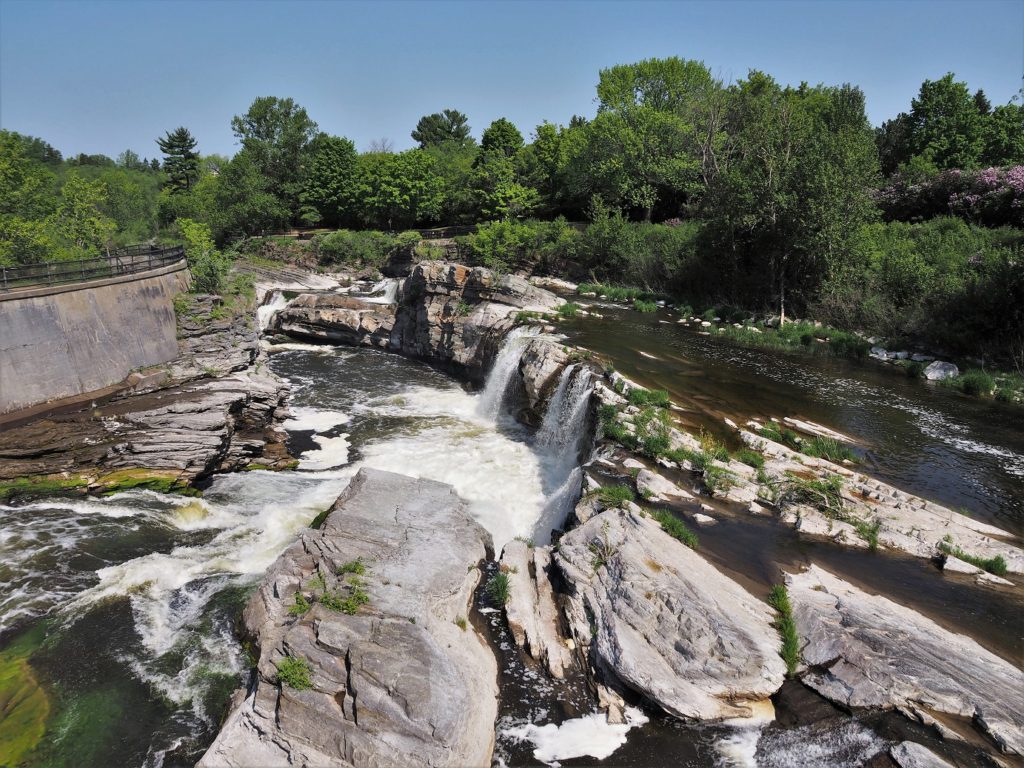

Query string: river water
[1,304,1021,767]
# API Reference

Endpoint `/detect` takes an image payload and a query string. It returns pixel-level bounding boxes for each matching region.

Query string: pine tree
[156,127,199,192]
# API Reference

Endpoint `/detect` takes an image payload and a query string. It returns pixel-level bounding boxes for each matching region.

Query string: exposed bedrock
[272,261,565,385]
[199,468,498,768]
[787,565,1024,756]
[553,504,786,722]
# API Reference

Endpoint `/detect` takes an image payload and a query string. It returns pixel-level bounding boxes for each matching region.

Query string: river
[0,303,1021,767]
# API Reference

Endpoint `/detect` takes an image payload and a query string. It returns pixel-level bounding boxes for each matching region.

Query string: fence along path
[1,244,185,292]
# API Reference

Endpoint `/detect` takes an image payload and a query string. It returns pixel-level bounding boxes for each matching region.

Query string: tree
[178,217,229,293]
[981,102,1024,166]
[156,127,200,192]
[479,118,523,158]
[352,150,443,230]
[300,134,359,227]
[214,150,289,239]
[48,174,116,256]
[231,96,318,220]
[907,74,985,170]
[412,109,473,149]
[368,137,394,153]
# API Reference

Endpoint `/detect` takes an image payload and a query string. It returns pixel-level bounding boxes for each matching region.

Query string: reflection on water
[562,306,1024,536]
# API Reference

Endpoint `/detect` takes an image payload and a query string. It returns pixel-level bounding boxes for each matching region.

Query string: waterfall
[365,278,399,305]
[256,291,289,332]
[536,364,594,455]
[477,326,540,419]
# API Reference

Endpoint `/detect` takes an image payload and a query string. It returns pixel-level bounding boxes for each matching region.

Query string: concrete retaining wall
[0,261,190,414]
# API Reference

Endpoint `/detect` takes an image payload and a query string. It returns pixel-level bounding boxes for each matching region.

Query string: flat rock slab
[890,741,956,768]
[199,468,498,768]
[788,565,1024,756]
[555,507,785,721]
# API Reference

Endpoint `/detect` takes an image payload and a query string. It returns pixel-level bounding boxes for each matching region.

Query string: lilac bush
[877,166,1024,228]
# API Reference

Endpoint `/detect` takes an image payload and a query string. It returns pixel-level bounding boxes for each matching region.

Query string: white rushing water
[363,277,400,305]
[476,325,540,419]
[255,290,289,331]
[502,707,649,765]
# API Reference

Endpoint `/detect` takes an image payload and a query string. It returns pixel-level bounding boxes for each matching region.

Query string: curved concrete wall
[0,261,190,414]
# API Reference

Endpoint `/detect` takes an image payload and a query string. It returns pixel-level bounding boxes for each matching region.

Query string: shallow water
[561,305,1024,537]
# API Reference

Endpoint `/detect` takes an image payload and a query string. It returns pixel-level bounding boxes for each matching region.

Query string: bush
[458,218,577,273]
[178,217,229,294]
[275,656,312,690]
[315,229,415,268]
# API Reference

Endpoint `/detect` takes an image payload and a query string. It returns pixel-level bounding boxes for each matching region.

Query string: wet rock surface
[554,504,786,721]
[198,468,498,768]
[788,565,1024,756]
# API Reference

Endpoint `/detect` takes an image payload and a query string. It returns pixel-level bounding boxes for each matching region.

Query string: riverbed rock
[924,361,959,381]
[787,565,1024,755]
[500,540,573,679]
[272,293,395,348]
[636,469,693,501]
[889,742,956,768]
[198,469,498,768]
[555,505,785,721]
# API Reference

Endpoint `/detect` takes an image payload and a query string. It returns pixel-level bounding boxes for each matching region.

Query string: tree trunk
[779,264,787,327]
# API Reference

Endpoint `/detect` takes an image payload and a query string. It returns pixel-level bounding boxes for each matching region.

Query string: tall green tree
[907,74,985,170]
[300,134,359,226]
[231,96,319,221]
[352,150,443,230]
[48,174,116,256]
[479,118,523,158]
[156,127,200,192]
[411,109,473,149]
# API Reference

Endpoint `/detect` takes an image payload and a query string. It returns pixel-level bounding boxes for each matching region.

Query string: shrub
[588,520,619,570]
[316,229,414,268]
[337,559,366,576]
[275,656,312,690]
[179,217,230,294]
[486,572,511,605]
[759,424,801,451]
[320,584,369,615]
[648,508,698,549]
[454,616,468,631]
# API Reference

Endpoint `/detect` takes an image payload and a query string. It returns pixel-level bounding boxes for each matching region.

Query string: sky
[0,0,1021,160]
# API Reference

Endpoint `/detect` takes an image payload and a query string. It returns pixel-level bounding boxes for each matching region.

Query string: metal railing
[1,244,185,292]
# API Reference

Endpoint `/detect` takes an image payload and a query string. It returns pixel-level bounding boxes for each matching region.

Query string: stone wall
[0,261,190,414]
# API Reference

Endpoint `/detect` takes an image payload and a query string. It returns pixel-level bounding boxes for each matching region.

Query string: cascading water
[476,325,540,419]
[255,290,289,331]
[363,277,400,305]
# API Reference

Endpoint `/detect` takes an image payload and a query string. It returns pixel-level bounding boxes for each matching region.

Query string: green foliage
[767,585,800,676]
[759,423,802,451]
[178,217,229,293]
[588,520,619,571]
[486,572,511,605]
[458,218,577,272]
[577,283,647,302]
[801,437,857,464]
[626,388,670,408]
[736,449,765,469]
[633,299,657,313]
[352,149,444,230]
[337,559,366,576]
[319,584,370,615]
[951,369,995,396]
[556,301,579,318]
[648,508,698,548]
[698,430,730,462]
[300,134,358,227]
[288,592,311,616]
[594,484,635,508]
[781,474,845,516]
[597,403,620,422]
[275,656,312,690]
[156,126,199,192]
[412,109,473,149]
[316,228,415,268]
[454,616,468,631]
[938,537,1008,575]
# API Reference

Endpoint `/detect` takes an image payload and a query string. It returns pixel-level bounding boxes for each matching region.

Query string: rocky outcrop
[554,504,786,721]
[273,261,564,385]
[199,469,497,768]
[0,300,292,490]
[890,742,956,768]
[788,565,1024,755]
[499,540,574,679]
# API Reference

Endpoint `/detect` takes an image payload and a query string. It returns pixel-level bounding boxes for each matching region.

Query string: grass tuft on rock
[275,656,312,690]
[486,572,511,606]
[938,537,1008,576]
[648,508,698,549]
[593,484,635,508]
[767,585,800,677]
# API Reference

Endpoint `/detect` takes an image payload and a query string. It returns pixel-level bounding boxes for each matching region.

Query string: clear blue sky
[1,0,1020,160]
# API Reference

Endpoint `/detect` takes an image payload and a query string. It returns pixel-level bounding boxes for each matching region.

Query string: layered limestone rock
[740,427,1024,574]
[788,565,1024,755]
[554,505,785,721]
[273,261,564,384]
[0,302,291,490]
[199,469,498,768]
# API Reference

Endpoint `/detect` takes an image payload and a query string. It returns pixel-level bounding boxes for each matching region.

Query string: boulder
[924,361,959,381]
[555,506,785,721]
[636,469,693,501]
[890,742,955,768]
[199,469,498,768]
[787,565,1024,755]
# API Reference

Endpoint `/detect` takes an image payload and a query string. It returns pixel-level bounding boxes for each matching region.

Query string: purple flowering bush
[877,166,1024,228]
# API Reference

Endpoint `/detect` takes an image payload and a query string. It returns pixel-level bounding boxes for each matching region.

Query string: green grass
[949,369,995,397]
[633,299,658,313]
[337,559,366,576]
[736,449,765,469]
[854,519,881,551]
[593,484,635,508]
[454,616,468,631]
[801,436,857,463]
[577,282,648,302]
[938,537,1008,576]
[759,423,802,451]
[699,430,730,462]
[557,302,580,318]
[486,572,511,605]
[781,475,845,516]
[288,592,312,616]
[598,403,620,422]
[720,320,869,360]
[626,388,671,408]
[767,585,800,677]
[648,508,699,549]
[275,656,312,690]
[702,464,736,495]
[602,419,640,451]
